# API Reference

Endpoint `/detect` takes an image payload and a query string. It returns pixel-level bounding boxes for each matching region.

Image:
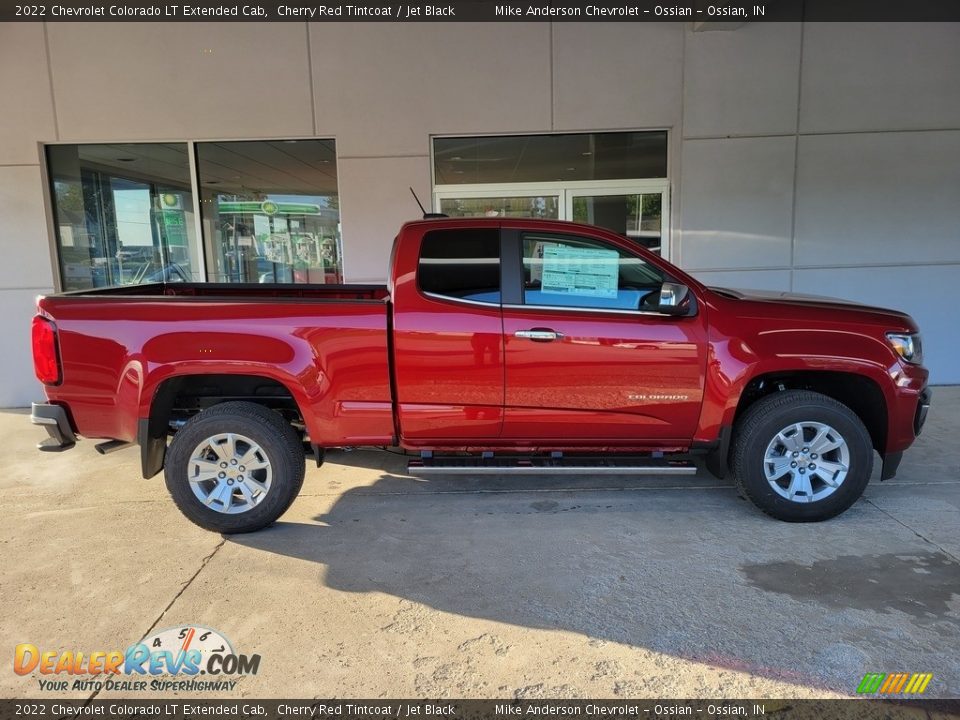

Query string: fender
[695,324,900,449]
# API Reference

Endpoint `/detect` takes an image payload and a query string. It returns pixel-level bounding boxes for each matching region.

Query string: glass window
[46,143,199,290]
[419,228,500,304]
[434,132,667,185]
[439,195,559,219]
[521,232,664,311]
[196,140,341,284]
[571,192,663,253]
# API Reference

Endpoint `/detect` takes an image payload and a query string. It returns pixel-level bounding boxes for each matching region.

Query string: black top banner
[4,0,960,22]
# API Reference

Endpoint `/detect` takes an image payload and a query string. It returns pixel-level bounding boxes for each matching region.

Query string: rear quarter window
[418,228,500,304]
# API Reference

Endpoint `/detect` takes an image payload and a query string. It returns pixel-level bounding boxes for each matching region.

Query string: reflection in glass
[196,140,341,284]
[439,196,559,219]
[572,193,663,254]
[46,143,199,290]
[521,232,664,311]
[434,132,667,185]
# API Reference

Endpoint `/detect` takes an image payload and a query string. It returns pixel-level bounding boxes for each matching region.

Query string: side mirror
[658,282,692,315]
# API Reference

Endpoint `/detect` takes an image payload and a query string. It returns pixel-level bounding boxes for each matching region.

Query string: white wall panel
[794,131,960,267]
[48,23,314,140]
[553,23,683,131]
[683,22,801,138]
[337,156,431,283]
[310,23,551,157]
[688,269,791,293]
[0,167,56,289]
[794,266,959,384]
[678,136,795,270]
[800,22,960,133]
[0,23,57,164]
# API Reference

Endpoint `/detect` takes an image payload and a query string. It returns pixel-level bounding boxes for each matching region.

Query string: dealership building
[0,20,958,407]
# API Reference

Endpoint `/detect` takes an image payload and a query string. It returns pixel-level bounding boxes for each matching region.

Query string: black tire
[730,390,873,522]
[164,401,305,533]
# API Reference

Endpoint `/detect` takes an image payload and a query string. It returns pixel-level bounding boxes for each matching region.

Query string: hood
[707,286,914,322]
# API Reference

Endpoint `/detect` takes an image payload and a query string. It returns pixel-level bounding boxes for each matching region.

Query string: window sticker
[540,244,619,299]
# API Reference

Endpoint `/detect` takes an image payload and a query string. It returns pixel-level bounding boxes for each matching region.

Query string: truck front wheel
[730,390,874,522]
[164,401,305,533]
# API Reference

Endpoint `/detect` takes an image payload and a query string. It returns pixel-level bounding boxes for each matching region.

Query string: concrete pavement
[1,388,958,699]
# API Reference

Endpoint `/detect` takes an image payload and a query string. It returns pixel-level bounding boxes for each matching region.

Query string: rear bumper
[31,402,77,452]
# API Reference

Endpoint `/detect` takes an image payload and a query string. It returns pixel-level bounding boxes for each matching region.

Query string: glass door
[567,185,669,256]
[434,181,671,258]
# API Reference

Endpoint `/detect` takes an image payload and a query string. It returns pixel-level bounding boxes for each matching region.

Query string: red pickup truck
[31,217,931,532]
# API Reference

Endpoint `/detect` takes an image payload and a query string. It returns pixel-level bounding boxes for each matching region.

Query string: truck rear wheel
[730,390,873,522]
[164,401,305,534]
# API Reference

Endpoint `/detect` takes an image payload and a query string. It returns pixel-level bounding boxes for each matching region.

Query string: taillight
[32,316,61,385]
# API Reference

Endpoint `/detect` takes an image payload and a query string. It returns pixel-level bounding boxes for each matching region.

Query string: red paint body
[34,218,928,464]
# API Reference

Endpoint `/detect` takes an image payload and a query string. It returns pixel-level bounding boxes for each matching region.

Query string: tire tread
[730,390,873,522]
[164,401,305,533]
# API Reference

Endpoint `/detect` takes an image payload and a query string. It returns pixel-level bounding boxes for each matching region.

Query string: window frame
[433,179,672,260]
[431,130,672,261]
[44,141,200,292]
[42,136,342,292]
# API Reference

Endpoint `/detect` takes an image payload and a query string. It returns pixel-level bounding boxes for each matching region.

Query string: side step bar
[407,455,697,476]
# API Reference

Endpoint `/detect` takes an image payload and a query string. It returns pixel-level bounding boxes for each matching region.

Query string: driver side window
[520,232,664,311]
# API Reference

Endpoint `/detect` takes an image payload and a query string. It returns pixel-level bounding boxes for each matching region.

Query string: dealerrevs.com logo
[14,625,260,693]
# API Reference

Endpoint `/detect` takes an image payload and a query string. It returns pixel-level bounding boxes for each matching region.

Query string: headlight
[886,332,923,364]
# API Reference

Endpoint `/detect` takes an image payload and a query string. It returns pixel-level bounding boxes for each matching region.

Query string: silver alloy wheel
[187,432,272,514]
[763,421,850,503]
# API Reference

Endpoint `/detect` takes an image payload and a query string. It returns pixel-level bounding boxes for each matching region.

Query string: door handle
[514,329,563,342]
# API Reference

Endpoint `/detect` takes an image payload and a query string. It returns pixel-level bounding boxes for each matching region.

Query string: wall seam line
[339,154,431,160]
[688,261,960,273]
[305,22,318,135]
[41,22,61,141]
[683,127,960,141]
[549,22,555,131]
[788,19,805,292]
[675,22,687,267]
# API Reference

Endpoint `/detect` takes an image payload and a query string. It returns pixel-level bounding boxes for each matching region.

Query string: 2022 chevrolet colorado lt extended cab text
[31,218,931,532]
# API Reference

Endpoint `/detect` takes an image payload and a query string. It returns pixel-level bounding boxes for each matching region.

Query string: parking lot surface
[1,388,958,699]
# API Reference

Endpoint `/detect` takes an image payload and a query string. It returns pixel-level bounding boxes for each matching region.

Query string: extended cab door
[500,228,706,443]
[392,225,504,441]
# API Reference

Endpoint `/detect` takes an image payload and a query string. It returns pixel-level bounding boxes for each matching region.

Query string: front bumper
[31,402,77,452]
[914,386,932,436]
[881,385,932,481]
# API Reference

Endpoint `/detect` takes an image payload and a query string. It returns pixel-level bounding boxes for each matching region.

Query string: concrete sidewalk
[1,389,958,699]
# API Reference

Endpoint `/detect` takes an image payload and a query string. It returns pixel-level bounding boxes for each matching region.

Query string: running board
[407,455,697,476]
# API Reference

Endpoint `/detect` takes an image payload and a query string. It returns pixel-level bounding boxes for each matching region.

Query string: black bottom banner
[1,699,958,720]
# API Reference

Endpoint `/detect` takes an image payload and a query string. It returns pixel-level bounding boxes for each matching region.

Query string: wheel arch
[706,368,889,480]
[734,370,888,455]
[139,373,308,479]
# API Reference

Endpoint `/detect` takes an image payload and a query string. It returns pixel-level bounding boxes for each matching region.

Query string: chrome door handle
[514,329,563,342]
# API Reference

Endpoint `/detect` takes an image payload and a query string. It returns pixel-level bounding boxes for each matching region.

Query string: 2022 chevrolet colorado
[31,217,931,532]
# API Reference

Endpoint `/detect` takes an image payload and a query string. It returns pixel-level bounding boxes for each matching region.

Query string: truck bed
[56,282,390,302]
[37,283,395,448]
